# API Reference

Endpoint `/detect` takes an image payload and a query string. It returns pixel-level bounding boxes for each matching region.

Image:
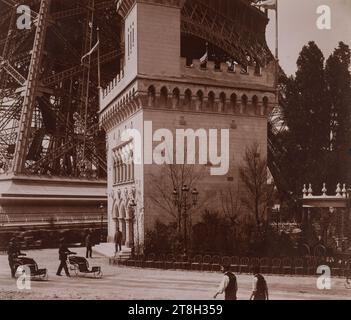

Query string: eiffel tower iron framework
[0,0,122,178]
[0,0,290,225]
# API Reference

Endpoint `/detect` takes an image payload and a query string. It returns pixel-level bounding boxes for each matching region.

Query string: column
[125,218,134,248]
[125,206,135,248]
[131,161,135,180]
[117,161,121,183]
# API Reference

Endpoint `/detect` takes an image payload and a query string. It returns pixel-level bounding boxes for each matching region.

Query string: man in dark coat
[114,228,123,254]
[250,265,269,300]
[85,230,93,258]
[56,238,75,277]
[213,264,238,300]
[7,237,23,278]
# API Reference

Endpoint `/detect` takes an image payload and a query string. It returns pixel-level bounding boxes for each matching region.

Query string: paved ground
[0,248,350,300]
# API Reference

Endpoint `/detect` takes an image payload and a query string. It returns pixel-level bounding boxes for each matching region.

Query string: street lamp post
[173,185,199,254]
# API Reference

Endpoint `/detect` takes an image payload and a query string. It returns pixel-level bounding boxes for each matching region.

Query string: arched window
[241,94,248,114]
[130,153,135,181]
[122,162,127,182]
[219,92,226,112]
[129,160,132,181]
[208,91,215,111]
[196,90,203,111]
[184,89,192,109]
[117,157,122,183]
[263,96,269,116]
[172,88,180,109]
[230,93,237,114]
[148,85,156,107]
[113,159,117,184]
[252,95,258,115]
[160,86,168,107]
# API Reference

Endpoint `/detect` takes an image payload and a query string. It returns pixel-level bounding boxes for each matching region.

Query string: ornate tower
[99,0,275,253]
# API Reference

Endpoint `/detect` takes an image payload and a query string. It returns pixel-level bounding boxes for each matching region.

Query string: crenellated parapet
[181,58,276,91]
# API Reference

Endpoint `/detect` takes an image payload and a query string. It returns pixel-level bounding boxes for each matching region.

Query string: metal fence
[0,213,107,227]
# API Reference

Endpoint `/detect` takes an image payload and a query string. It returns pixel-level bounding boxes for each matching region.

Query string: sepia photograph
[0,0,350,305]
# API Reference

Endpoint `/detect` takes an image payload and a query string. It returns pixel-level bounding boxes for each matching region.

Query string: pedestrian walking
[7,237,23,278]
[250,265,269,300]
[114,228,123,254]
[213,264,238,300]
[56,238,75,277]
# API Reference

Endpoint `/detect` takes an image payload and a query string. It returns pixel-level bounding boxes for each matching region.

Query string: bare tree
[147,164,208,245]
[239,142,274,233]
[220,179,242,223]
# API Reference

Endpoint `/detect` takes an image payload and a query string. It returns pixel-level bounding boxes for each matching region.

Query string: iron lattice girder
[181,0,273,67]
[0,0,119,178]
[12,0,51,173]
[115,0,271,67]
[1,0,39,19]
[42,49,121,86]
[0,100,22,132]
[51,0,115,20]
[0,58,26,85]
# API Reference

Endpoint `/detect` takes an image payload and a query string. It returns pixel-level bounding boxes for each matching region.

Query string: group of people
[6,228,124,279]
[84,227,123,257]
[214,264,269,300]
[8,229,267,300]
[6,230,94,278]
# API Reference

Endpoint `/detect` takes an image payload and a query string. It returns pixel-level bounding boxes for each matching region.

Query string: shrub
[144,220,180,255]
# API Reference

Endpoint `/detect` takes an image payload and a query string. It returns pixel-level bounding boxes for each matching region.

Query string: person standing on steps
[114,228,123,255]
[85,230,93,258]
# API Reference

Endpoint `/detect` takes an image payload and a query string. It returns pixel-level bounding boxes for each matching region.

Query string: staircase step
[93,242,131,259]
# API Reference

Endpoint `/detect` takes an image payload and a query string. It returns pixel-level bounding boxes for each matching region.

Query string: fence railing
[0,214,107,227]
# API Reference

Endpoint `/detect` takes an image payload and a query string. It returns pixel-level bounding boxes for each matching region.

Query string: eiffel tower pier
[0,0,122,229]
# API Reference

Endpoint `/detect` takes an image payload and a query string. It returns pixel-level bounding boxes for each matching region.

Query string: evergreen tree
[325,42,351,186]
[279,42,330,197]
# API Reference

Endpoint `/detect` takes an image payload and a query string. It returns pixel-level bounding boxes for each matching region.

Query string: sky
[266,0,351,75]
